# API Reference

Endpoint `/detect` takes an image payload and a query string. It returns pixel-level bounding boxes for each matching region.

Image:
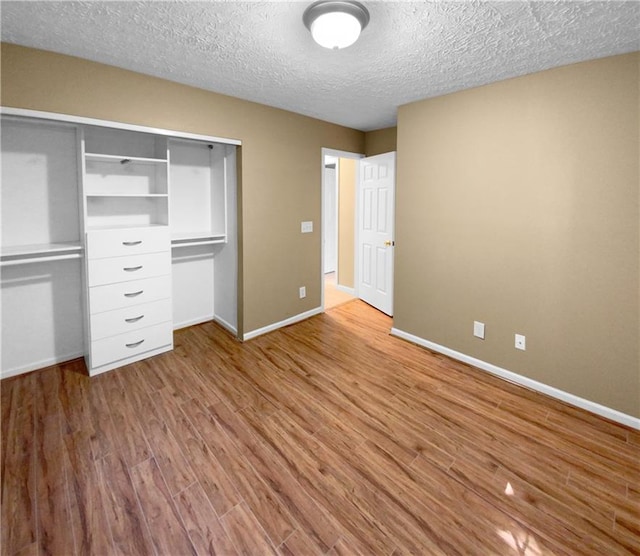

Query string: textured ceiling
[2,1,639,131]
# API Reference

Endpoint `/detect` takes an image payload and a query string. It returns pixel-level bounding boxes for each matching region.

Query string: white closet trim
[1,107,242,146]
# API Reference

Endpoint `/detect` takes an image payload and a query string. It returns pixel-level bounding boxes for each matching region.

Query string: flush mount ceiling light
[303,0,370,50]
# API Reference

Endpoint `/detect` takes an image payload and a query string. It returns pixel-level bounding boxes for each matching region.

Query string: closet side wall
[214,147,238,334]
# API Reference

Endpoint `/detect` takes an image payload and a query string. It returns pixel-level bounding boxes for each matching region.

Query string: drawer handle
[123,266,143,272]
[125,315,144,323]
[125,339,145,348]
[124,290,144,298]
[122,241,142,246]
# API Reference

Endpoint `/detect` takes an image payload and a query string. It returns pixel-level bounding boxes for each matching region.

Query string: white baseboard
[173,315,214,330]
[390,327,640,431]
[243,307,323,341]
[174,314,238,337]
[214,314,238,336]
[1,350,84,379]
[336,284,356,296]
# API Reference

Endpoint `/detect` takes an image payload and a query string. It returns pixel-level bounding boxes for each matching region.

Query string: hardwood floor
[2,301,639,555]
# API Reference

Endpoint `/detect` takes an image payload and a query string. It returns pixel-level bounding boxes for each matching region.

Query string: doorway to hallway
[321,148,362,312]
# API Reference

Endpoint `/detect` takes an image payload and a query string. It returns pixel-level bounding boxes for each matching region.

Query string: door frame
[323,155,339,276]
[320,147,364,312]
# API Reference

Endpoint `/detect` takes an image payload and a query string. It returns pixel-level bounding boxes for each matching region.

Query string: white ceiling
[2,1,639,131]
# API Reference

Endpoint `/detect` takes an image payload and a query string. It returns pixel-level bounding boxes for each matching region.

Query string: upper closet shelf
[85,153,167,164]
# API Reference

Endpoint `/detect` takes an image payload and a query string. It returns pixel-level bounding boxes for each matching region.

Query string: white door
[357,152,396,316]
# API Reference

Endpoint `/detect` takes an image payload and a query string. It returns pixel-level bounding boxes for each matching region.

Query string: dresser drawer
[90,321,173,368]
[87,227,170,259]
[89,275,171,314]
[89,298,172,340]
[88,251,170,287]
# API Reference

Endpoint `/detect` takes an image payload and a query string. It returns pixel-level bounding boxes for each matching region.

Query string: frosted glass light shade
[311,12,361,49]
[303,1,370,50]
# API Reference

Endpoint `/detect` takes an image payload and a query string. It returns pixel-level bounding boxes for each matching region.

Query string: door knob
[384,240,395,246]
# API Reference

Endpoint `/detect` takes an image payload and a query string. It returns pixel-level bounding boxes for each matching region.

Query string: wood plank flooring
[2,300,639,555]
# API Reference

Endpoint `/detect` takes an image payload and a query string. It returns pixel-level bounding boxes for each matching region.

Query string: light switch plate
[515,334,526,350]
[301,221,313,233]
[473,321,485,339]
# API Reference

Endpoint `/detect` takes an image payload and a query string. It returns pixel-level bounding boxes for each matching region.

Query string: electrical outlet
[301,221,313,233]
[473,321,485,340]
[299,286,306,299]
[515,334,526,351]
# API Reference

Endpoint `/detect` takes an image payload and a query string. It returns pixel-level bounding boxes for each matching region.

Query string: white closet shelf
[87,224,169,231]
[1,242,83,266]
[85,153,168,164]
[86,194,169,198]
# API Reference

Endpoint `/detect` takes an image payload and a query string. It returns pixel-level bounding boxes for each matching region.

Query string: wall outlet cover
[515,334,526,350]
[299,286,306,298]
[473,321,485,339]
[301,221,313,233]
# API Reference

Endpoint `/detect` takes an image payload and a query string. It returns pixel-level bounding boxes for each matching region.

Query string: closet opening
[1,108,240,379]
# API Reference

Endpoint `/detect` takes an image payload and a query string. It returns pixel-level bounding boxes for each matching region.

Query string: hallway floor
[324,272,355,310]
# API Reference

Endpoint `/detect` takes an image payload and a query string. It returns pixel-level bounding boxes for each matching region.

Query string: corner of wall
[364,127,397,157]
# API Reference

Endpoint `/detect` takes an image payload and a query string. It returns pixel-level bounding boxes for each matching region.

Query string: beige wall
[1,44,364,334]
[364,126,397,156]
[396,53,640,417]
[337,158,356,288]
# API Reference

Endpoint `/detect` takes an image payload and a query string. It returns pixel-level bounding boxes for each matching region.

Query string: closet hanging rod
[0,253,83,267]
